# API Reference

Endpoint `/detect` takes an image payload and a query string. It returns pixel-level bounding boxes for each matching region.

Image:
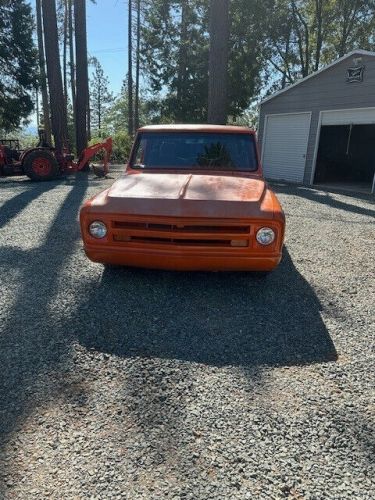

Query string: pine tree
[90,57,113,134]
[0,0,38,131]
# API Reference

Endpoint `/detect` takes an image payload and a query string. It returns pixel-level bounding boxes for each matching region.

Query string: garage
[258,50,375,194]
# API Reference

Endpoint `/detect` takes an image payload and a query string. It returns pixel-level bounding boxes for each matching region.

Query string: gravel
[0,167,374,499]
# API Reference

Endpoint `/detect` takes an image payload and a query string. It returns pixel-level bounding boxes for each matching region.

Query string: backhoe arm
[77,137,112,175]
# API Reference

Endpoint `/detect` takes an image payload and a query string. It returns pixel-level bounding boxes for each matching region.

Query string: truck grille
[111,218,251,248]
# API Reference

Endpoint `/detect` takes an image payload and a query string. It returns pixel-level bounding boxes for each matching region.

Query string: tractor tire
[23,150,60,181]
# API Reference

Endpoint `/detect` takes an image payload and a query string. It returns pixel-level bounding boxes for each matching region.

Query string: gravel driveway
[0,167,374,499]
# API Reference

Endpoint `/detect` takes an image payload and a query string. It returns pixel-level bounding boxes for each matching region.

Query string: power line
[90,47,127,54]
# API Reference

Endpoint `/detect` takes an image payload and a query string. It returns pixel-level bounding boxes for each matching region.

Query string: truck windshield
[130,132,258,171]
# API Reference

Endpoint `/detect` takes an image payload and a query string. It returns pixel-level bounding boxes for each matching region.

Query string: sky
[30,0,129,96]
[86,0,128,95]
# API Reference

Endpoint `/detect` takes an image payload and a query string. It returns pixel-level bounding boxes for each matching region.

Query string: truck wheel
[23,150,59,181]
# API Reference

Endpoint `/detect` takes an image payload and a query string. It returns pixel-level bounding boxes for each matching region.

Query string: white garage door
[321,107,375,125]
[262,113,311,183]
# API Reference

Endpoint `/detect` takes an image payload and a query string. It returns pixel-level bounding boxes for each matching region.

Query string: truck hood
[91,173,274,218]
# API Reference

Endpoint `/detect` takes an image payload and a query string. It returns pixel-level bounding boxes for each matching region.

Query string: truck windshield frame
[130,132,259,172]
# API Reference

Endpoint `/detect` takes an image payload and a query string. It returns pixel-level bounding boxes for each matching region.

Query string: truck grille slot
[113,221,250,234]
[113,235,247,247]
[111,219,250,248]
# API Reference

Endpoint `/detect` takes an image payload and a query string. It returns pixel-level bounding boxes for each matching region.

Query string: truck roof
[138,124,255,134]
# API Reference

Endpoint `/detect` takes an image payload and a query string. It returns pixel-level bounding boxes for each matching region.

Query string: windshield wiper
[132,163,146,169]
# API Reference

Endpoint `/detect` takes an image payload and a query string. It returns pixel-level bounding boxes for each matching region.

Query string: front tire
[23,150,59,181]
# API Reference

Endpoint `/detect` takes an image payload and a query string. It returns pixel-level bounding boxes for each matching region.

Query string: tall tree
[74,0,89,155]
[208,0,230,124]
[0,0,38,131]
[42,0,68,153]
[134,0,141,130]
[128,0,134,135]
[62,0,68,102]
[89,57,113,133]
[35,0,52,143]
[68,0,76,143]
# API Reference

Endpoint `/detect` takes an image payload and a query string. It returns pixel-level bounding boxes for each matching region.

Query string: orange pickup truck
[80,125,285,272]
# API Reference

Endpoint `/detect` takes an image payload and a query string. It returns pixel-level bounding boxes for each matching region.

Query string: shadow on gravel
[272,183,375,218]
[0,181,57,229]
[75,248,337,368]
[0,175,88,490]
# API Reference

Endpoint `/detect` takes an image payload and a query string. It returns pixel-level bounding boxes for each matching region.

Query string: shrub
[89,130,133,164]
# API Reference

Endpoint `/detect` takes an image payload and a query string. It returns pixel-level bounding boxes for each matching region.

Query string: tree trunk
[42,0,68,154]
[68,0,76,147]
[292,0,310,77]
[177,0,188,122]
[87,99,91,141]
[74,0,89,155]
[63,0,68,103]
[281,28,291,89]
[98,84,101,131]
[36,88,40,128]
[128,0,134,135]
[207,0,230,124]
[314,0,323,72]
[35,0,52,145]
[134,0,141,130]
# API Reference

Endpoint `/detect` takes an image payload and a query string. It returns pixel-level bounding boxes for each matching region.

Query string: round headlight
[89,220,107,239]
[256,227,275,246]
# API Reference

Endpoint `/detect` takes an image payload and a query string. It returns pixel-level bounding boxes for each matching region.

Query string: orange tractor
[0,132,112,181]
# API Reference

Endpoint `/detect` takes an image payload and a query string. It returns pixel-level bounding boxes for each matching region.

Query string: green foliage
[139,0,375,111]
[263,0,375,91]
[0,0,38,132]
[228,103,260,130]
[89,131,133,163]
[227,0,267,116]
[141,0,208,123]
[101,84,151,133]
[19,133,39,149]
[1,131,38,149]
[141,0,266,122]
